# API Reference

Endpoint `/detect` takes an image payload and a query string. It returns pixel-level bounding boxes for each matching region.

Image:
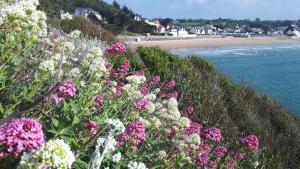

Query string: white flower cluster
[69,30,81,40]
[127,161,148,169]
[39,60,55,73]
[123,75,146,99]
[186,134,201,145]
[83,47,108,78]
[157,150,167,160]
[112,152,122,163]
[18,139,75,169]
[0,0,47,40]
[126,75,146,86]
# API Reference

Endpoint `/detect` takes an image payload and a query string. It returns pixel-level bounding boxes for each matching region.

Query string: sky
[104,0,300,20]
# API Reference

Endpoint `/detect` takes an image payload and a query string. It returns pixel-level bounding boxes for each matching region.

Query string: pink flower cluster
[85,120,99,136]
[140,84,149,96]
[163,80,176,91]
[117,60,130,77]
[225,160,236,169]
[207,160,218,169]
[185,105,194,114]
[214,146,227,158]
[232,152,245,161]
[196,153,209,167]
[0,118,44,159]
[170,91,179,99]
[239,135,259,151]
[105,42,126,55]
[94,95,104,107]
[115,83,124,97]
[185,121,202,135]
[133,99,150,110]
[51,80,76,104]
[201,127,221,142]
[135,70,145,77]
[117,120,146,149]
[150,76,161,85]
[199,143,210,154]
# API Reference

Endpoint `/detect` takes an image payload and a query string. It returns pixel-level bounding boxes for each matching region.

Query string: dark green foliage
[60,16,116,43]
[38,0,155,34]
[132,47,300,169]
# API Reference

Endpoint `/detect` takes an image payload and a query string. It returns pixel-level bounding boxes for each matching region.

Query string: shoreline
[122,36,300,50]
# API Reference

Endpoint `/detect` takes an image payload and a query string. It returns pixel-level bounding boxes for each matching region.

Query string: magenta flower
[198,143,210,154]
[170,91,178,99]
[51,80,76,104]
[208,160,218,169]
[117,120,146,147]
[185,121,203,135]
[85,120,99,136]
[232,152,245,161]
[196,152,209,167]
[150,76,161,85]
[105,42,127,55]
[0,118,44,159]
[225,160,236,169]
[185,105,194,114]
[94,95,104,107]
[163,80,176,90]
[214,146,227,158]
[201,127,222,142]
[135,70,145,77]
[109,68,118,78]
[134,99,150,110]
[115,83,124,97]
[117,60,130,77]
[140,84,149,96]
[240,135,259,151]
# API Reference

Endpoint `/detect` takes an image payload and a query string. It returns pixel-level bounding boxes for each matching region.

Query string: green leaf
[51,118,59,127]
[72,115,80,125]
[72,159,88,169]
[48,129,58,135]
[71,101,79,114]
[0,103,4,114]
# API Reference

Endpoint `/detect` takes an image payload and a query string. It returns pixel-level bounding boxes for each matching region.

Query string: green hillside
[38,0,155,34]
[126,47,300,168]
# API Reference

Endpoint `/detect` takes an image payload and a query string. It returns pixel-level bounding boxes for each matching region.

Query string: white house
[74,7,102,21]
[145,19,161,29]
[134,15,142,21]
[158,26,166,33]
[287,30,300,37]
[177,28,189,37]
[189,27,205,35]
[167,28,178,36]
[204,25,217,35]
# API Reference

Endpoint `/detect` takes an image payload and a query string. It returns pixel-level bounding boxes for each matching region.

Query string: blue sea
[173,44,300,115]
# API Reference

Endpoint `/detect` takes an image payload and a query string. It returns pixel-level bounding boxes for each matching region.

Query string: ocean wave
[233,52,254,56]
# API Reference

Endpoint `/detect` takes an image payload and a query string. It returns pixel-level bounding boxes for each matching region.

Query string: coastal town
[59,7,300,38]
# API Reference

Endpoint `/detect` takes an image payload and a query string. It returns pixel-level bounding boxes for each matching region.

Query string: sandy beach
[121,36,300,50]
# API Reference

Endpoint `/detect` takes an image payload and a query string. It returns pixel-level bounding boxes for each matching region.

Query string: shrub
[60,16,116,43]
[135,46,300,168]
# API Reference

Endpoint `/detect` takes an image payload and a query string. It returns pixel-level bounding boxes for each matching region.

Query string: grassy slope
[127,47,300,169]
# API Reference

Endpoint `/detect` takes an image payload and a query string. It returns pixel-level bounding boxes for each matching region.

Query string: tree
[122,5,130,14]
[159,18,173,27]
[112,0,120,9]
